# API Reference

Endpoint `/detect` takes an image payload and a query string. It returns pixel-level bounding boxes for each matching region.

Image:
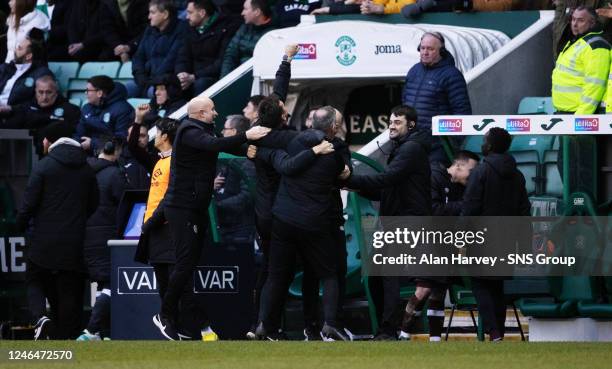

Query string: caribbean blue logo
[24,77,34,87]
[54,108,64,117]
[103,112,111,123]
[335,36,357,67]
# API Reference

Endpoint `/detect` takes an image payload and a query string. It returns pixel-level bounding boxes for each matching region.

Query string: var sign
[194,266,239,294]
[117,267,157,295]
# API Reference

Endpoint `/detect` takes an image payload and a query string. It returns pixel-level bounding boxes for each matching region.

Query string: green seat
[511,151,540,195]
[48,61,80,94]
[118,62,133,79]
[543,150,563,198]
[509,135,556,163]
[67,79,88,92]
[69,91,86,102]
[461,135,482,154]
[517,277,595,318]
[578,277,612,318]
[77,61,121,79]
[127,98,150,109]
[517,96,554,114]
[68,98,82,107]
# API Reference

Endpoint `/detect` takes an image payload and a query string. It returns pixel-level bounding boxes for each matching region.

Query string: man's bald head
[188,96,217,123]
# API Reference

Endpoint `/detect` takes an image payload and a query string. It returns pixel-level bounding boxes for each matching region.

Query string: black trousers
[26,260,85,339]
[251,215,272,327]
[86,281,110,337]
[369,276,401,336]
[302,224,347,328]
[471,277,506,339]
[162,207,210,332]
[259,218,338,331]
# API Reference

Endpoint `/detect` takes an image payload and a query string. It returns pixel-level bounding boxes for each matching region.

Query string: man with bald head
[402,31,471,164]
[152,95,269,341]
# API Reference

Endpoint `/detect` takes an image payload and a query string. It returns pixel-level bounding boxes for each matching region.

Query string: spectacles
[85,89,100,93]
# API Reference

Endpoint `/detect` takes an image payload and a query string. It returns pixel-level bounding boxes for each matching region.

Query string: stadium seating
[116,62,134,85]
[48,62,80,94]
[127,98,150,109]
[67,62,122,98]
[69,98,83,107]
[517,96,554,115]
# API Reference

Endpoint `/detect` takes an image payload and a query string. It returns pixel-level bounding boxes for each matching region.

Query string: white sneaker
[76,329,101,341]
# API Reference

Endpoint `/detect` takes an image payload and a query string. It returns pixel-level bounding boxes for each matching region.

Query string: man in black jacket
[0,35,53,115]
[1,76,80,158]
[345,105,432,340]
[399,149,479,342]
[255,106,349,341]
[461,127,531,341]
[16,122,99,340]
[176,0,241,95]
[152,96,269,340]
[100,0,149,62]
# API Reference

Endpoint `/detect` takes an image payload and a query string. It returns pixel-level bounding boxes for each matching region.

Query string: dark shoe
[152,314,179,341]
[303,325,321,341]
[254,322,285,341]
[372,332,397,341]
[320,323,349,341]
[33,316,52,340]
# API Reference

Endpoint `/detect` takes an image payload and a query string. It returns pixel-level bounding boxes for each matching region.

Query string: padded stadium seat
[69,91,86,103]
[127,98,150,109]
[517,277,596,318]
[69,98,82,107]
[116,62,134,84]
[517,97,554,115]
[543,151,563,198]
[77,61,121,79]
[509,135,556,163]
[461,135,482,154]
[578,277,612,318]
[510,151,539,195]
[48,61,80,94]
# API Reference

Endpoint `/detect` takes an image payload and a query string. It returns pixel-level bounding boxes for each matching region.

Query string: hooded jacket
[75,82,134,154]
[402,53,471,131]
[142,74,186,128]
[461,153,531,216]
[347,128,432,216]
[84,157,127,281]
[16,139,99,271]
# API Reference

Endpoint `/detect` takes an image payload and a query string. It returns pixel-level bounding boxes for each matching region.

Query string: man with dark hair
[0,34,53,115]
[461,127,531,341]
[345,104,432,340]
[175,0,241,95]
[129,0,188,97]
[402,32,471,164]
[1,75,80,158]
[220,0,276,77]
[16,121,99,340]
[243,94,264,124]
[254,105,349,341]
[399,149,479,342]
[152,96,270,341]
[75,75,135,155]
[214,114,257,243]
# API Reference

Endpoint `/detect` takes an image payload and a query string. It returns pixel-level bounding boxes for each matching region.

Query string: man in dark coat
[0,35,53,115]
[402,32,471,164]
[130,0,188,97]
[345,104,432,340]
[175,0,241,95]
[461,127,531,341]
[66,0,107,62]
[1,75,80,158]
[75,76,134,155]
[100,0,150,62]
[152,96,269,340]
[16,122,99,340]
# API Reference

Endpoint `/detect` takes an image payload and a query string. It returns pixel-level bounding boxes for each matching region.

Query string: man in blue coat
[75,75,135,155]
[129,0,188,97]
[402,31,471,164]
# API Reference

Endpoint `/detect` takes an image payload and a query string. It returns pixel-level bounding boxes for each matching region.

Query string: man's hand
[338,165,351,180]
[114,44,130,56]
[68,43,84,56]
[311,7,330,14]
[597,4,612,18]
[247,144,258,159]
[312,140,334,155]
[360,0,384,14]
[81,136,92,151]
[213,174,225,190]
[135,103,151,123]
[285,44,299,58]
[177,72,195,90]
[246,126,271,140]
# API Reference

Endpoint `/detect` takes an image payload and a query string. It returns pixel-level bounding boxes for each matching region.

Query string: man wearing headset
[402,31,471,165]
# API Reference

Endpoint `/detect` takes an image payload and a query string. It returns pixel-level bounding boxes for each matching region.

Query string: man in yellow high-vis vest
[552,6,610,114]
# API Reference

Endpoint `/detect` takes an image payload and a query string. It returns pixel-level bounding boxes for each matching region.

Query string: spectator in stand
[242,94,264,125]
[16,122,98,340]
[274,0,321,28]
[130,0,188,98]
[46,0,73,61]
[100,0,149,63]
[175,0,241,96]
[75,75,135,156]
[140,74,187,127]
[400,0,473,18]
[0,75,80,158]
[78,137,128,341]
[220,0,276,77]
[311,0,360,15]
[213,115,256,244]
[5,0,50,63]
[402,31,471,164]
[312,0,415,15]
[66,0,108,62]
[0,30,53,116]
